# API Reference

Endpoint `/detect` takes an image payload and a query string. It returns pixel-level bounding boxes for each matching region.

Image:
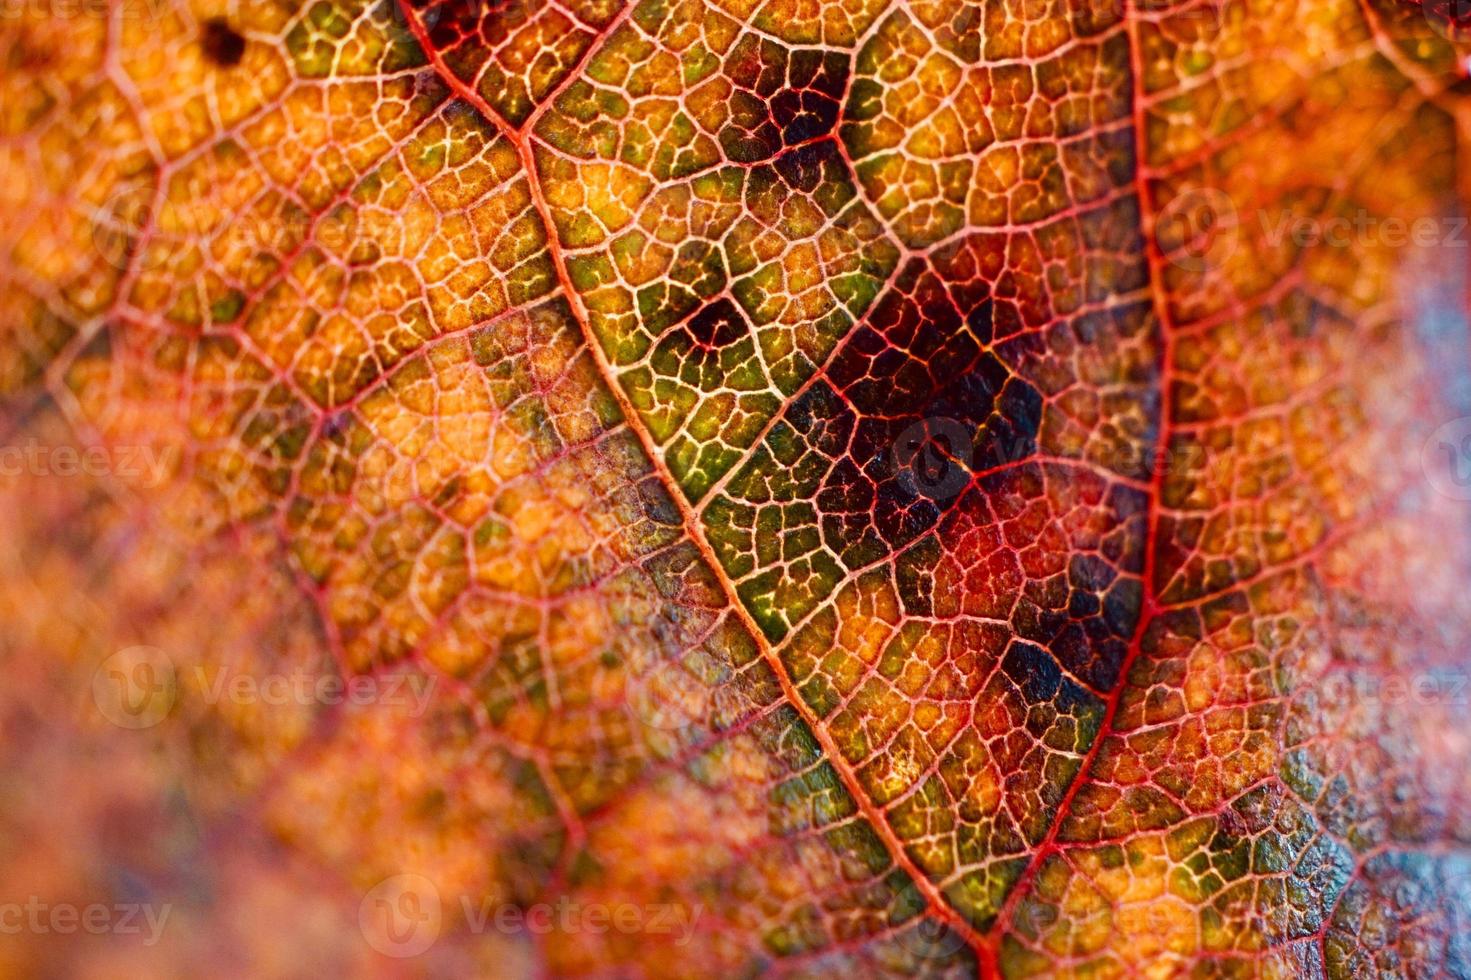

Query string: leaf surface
[2,0,1471,975]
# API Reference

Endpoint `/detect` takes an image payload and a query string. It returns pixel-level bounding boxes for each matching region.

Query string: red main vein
[978,1,1174,974]
[393,0,991,959]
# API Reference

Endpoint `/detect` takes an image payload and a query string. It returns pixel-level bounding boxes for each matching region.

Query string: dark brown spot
[685,298,748,350]
[201,18,245,68]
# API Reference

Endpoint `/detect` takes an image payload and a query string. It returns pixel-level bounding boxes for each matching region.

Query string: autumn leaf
[2,0,1471,975]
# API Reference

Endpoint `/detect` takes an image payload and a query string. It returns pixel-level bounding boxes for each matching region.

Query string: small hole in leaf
[201,18,245,67]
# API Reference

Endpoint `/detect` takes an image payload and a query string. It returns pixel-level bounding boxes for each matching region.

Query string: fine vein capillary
[3,0,1471,975]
